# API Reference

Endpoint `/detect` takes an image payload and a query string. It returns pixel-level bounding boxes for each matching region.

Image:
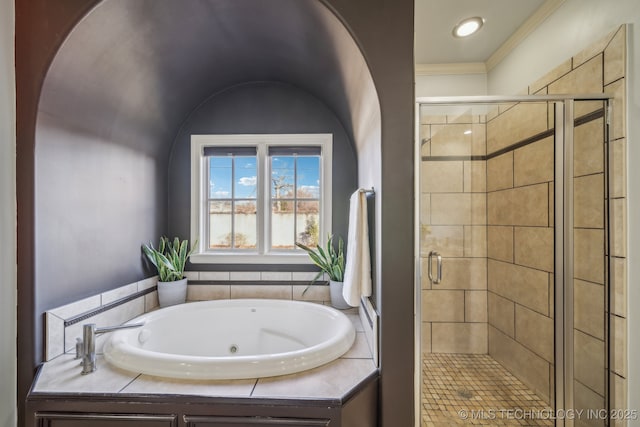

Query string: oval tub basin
[103,299,356,380]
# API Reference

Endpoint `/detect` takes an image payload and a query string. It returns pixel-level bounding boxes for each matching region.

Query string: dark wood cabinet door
[184,415,331,427]
[36,413,177,427]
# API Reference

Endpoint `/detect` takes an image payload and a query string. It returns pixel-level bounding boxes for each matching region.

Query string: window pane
[234,201,257,249]
[234,157,257,199]
[271,156,294,198]
[209,157,232,199]
[297,201,319,248]
[296,156,320,198]
[209,201,231,249]
[271,201,295,249]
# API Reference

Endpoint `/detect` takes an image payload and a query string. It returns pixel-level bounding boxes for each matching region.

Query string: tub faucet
[78,322,144,375]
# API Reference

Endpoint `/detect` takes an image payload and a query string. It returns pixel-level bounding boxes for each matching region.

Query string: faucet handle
[74,337,84,360]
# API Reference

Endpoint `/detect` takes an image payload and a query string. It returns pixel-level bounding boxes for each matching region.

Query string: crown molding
[415,62,487,76]
[486,0,566,71]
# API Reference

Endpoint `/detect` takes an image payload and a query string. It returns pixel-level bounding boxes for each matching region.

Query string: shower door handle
[428,251,442,284]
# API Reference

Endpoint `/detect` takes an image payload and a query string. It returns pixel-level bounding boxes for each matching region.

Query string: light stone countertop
[32,315,376,402]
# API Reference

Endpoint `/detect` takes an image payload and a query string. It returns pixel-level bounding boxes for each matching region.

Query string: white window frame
[190,134,332,264]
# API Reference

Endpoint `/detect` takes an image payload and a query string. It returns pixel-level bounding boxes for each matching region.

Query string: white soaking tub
[103,299,356,380]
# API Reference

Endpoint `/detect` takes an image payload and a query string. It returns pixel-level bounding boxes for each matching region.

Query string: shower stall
[415,96,612,427]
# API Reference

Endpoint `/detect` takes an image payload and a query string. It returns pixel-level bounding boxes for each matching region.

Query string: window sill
[190,253,313,265]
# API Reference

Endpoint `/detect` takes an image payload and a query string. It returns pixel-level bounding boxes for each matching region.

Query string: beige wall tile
[489,326,551,403]
[470,194,486,225]
[515,305,554,363]
[420,193,430,226]
[487,102,548,154]
[514,226,554,272]
[514,137,554,187]
[611,198,627,257]
[611,315,627,377]
[420,257,432,290]
[422,290,464,322]
[487,226,514,262]
[463,225,487,258]
[445,113,475,124]
[488,292,515,337]
[610,373,627,411]
[611,257,627,317]
[419,125,430,156]
[420,113,447,125]
[529,58,572,94]
[463,161,486,193]
[574,228,605,284]
[574,279,605,340]
[574,173,604,229]
[421,161,463,193]
[187,284,230,301]
[431,193,470,225]
[604,26,626,85]
[465,291,487,322]
[421,225,464,258]
[574,380,606,427]
[421,322,432,353]
[433,257,486,290]
[488,259,549,315]
[488,184,548,227]
[574,118,605,177]
[605,78,626,141]
[430,124,485,156]
[611,138,627,198]
[549,55,603,117]
[432,323,487,354]
[574,329,606,396]
[487,152,513,192]
[486,105,500,122]
[292,284,330,302]
[230,285,292,299]
[549,182,555,227]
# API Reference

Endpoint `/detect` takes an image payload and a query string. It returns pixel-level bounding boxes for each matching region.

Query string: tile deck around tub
[32,316,375,402]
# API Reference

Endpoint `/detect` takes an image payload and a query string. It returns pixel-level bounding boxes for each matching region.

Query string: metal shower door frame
[414,94,611,427]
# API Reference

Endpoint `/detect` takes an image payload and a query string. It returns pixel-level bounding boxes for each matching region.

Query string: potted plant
[296,235,350,309]
[142,236,197,307]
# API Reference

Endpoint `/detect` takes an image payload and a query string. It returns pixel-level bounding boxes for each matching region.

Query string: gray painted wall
[0,0,16,425]
[168,81,357,270]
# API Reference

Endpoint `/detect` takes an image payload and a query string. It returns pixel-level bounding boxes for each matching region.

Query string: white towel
[342,189,372,307]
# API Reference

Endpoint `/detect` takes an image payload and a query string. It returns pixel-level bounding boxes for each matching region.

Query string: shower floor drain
[456,389,473,399]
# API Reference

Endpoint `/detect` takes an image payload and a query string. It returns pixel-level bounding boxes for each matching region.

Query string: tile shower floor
[422,353,554,426]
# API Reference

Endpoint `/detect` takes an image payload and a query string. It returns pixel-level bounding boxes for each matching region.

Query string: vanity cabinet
[27,373,377,427]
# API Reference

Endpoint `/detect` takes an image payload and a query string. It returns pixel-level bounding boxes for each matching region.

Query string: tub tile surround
[419,25,627,415]
[33,311,375,402]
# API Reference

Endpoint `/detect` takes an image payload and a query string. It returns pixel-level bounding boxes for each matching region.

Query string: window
[190,134,332,264]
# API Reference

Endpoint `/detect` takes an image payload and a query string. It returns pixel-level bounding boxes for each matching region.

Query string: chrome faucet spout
[80,322,144,375]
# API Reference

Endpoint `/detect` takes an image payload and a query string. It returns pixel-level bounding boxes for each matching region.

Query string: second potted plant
[142,236,196,307]
[296,235,350,309]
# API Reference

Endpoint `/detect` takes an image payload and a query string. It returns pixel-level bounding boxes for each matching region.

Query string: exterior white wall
[415,73,487,97]
[0,0,17,425]
[487,1,640,423]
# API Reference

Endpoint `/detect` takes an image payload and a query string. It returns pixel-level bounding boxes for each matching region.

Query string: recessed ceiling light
[452,17,484,38]
[463,130,472,135]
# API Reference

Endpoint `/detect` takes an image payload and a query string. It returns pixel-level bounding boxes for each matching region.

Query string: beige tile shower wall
[420,114,487,354]
[530,26,627,425]
[486,98,555,403]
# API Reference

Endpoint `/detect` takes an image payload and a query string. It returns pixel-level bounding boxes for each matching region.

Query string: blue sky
[209,156,319,199]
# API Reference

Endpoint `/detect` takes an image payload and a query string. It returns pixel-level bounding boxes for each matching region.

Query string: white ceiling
[414,0,546,65]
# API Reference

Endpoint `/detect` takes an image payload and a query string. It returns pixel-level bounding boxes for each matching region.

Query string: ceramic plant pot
[329,280,351,309]
[157,277,188,307]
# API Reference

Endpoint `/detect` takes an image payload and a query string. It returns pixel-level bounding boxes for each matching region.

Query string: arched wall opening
[33,0,380,367]
[18,0,415,425]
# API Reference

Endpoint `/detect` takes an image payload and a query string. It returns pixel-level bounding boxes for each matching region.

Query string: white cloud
[214,190,230,197]
[238,176,257,186]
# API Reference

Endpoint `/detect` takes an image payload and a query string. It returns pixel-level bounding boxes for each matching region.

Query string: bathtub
[103,299,356,380]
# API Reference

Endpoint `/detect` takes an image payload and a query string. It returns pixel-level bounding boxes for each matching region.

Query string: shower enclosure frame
[414,95,612,427]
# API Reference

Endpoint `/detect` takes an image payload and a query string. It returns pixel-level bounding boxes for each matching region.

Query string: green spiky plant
[295,235,345,294]
[142,237,197,282]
